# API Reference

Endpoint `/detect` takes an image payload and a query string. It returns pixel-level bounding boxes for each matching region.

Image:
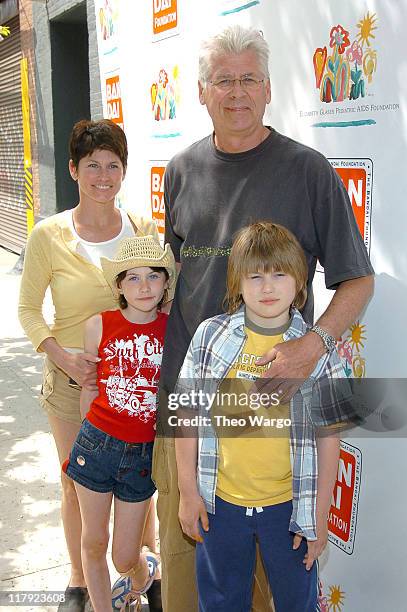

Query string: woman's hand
[64,352,100,390]
[40,337,100,391]
[178,491,209,543]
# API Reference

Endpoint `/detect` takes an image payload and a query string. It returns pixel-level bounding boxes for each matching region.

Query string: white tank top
[65,208,135,268]
[63,209,136,353]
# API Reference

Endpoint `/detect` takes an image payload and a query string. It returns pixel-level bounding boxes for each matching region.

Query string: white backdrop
[94,1,407,608]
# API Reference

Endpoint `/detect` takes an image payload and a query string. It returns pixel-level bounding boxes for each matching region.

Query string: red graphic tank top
[87,310,168,442]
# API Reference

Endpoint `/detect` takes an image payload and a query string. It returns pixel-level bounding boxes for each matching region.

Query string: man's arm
[313,275,374,345]
[257,275,374,388]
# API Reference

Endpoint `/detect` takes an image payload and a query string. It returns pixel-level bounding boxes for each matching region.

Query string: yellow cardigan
[18,211,159,351]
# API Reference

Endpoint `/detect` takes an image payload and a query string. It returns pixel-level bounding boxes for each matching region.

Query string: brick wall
[87,0,103,119]
[26,0,103,219]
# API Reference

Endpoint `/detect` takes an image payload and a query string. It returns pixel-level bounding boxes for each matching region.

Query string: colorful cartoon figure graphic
[313,12,378,103]
[337,320,367,379]
[98,0,117,41]
[150,66,179,121]
[317,579,329,612]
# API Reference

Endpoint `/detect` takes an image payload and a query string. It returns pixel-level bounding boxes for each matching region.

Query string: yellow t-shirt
[214,318,293,507]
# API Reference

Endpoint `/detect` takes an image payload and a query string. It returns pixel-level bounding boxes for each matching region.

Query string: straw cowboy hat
[100,235,177,303]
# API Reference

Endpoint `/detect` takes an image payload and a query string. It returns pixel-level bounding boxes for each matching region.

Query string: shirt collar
[283,308,309,340]
[229,305,308,338]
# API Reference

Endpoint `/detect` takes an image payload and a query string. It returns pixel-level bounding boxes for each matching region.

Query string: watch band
[310,324,336,352]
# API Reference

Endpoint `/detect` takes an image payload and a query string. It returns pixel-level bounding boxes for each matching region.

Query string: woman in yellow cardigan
[18,119,159,611]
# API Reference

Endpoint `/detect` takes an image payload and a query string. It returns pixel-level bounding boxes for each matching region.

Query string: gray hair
[198,24,270,83]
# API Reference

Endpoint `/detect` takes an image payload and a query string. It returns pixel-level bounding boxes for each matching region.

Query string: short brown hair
[69,119,128,170]
[224,222,308,314]
[115,267,169,310]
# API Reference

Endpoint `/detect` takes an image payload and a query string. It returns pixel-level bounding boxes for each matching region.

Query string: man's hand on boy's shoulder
[254,334,325,402]
[293,522,329,571]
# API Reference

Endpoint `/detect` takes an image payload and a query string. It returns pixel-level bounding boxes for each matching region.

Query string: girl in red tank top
[63,236,176,612]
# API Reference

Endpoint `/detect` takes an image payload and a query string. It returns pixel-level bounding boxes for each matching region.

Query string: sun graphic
[348,322,367,352]
[327,584,346,611]
[356,11,378,47]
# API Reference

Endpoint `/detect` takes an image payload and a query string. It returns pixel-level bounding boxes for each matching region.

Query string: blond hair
[225,222,308,314]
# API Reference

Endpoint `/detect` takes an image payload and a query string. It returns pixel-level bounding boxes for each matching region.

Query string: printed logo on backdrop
[317,157,372,274]
[315,159,371,377]
[150,66,181,138]
[299,12,399,127]
[105,75,123,129]
[152,0,179,42]
[315,13,378,104]
[150,163,167,241]
[330,159,372,252]
[218,0,260,16]
[328,441,362,555]
[96,0,119,57]
[318,580,346,612]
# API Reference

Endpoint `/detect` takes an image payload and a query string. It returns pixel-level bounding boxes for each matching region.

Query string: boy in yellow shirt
[174,222,348,611]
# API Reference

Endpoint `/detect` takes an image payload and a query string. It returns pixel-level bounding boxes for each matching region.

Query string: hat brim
[100,242,177,304]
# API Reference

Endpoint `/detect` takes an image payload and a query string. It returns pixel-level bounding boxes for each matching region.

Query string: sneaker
[112,555,158,611]
[58,587,89,611]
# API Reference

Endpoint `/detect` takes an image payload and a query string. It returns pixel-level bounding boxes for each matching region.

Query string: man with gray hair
[153,24,374,611]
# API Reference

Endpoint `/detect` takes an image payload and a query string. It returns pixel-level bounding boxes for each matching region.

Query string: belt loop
[141,442,147,457]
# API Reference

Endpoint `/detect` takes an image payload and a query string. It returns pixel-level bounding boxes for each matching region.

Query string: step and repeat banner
[94,1,407,609]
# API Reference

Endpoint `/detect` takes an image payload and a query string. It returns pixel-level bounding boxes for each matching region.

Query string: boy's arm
[80,314,102,421]
[174,327,209,542]
[294,433,339,570]
[175,435,208,542]
[316,434,340,528]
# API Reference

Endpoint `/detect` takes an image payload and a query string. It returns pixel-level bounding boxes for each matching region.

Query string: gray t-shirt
[161,128,373,390]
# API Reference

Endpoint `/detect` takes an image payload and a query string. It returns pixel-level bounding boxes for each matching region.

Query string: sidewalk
[0,248,149,611]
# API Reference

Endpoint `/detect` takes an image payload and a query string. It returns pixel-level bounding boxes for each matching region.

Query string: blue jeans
[64,419,156,502]
[196,497,318,612]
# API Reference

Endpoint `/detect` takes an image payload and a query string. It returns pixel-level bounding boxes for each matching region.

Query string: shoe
[58,587,89,611]
[146,579,162,611]
[112,555,158,611]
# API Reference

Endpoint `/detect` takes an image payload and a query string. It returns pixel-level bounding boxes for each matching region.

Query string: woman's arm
[79,314,103,419]
[19,226,101,389]
[18,225,54,351]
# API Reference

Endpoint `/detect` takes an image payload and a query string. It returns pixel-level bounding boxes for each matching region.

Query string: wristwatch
[310,324,337,352]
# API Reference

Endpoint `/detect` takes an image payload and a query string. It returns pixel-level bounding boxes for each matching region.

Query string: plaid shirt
[175,306,353,540]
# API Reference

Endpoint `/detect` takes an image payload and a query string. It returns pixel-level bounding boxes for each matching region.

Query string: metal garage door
[0,15,26,254]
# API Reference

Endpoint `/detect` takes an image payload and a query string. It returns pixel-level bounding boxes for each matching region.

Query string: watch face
[326,335,337,351]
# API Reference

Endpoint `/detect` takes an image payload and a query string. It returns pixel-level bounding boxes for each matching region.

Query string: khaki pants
[152,436,274,612]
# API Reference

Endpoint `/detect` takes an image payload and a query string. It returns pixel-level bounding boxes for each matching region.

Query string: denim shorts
[63,419,156,502]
